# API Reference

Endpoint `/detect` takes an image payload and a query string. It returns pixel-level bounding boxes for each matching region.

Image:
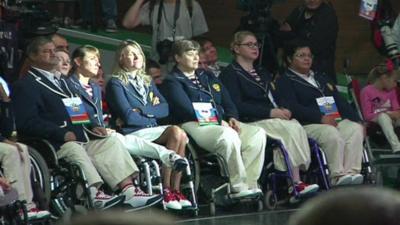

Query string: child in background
[360,61,400,153]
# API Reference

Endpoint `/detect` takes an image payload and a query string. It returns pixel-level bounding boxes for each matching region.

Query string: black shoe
[170,153,188,171]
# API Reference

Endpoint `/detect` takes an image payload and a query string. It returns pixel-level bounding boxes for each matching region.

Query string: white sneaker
[92,191,125,210]
[124,187,163,211]
[351,174,364,185]
[27,208,51,220]
[230,189,255,199]
[331,174,353,186]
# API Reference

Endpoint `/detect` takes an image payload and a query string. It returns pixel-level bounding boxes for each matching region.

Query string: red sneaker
[163,189,181,210]
[174,190,192,208]
[288,182,319,196]
[27,208,51,220]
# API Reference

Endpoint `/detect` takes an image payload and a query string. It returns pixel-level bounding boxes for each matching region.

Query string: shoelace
[134,188,151,197]
[96,191,113,200]
[174,191,188,200]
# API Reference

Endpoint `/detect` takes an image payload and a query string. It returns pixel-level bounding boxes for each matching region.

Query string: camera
[156,39,174,65]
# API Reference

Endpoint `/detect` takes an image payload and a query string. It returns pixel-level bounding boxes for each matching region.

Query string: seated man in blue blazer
[276,39,364,186]
[12,36,162,211]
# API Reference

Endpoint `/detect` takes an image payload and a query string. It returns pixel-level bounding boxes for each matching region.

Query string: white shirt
[289,68,318,88]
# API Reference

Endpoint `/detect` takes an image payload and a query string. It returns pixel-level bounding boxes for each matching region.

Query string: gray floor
[176,209,295,225]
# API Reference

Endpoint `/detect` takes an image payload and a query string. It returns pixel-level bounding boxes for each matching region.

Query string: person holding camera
[122,0,208,67]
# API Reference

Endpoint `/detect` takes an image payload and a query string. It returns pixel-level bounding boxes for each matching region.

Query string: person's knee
[168,125,187,142]
[320,126,343,145]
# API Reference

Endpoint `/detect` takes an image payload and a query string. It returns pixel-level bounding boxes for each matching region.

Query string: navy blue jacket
[67,75,105,128]
[276,69,360,125]
[105,76,168,134]
[159,67,239,124]
[12,68,89,150]
[0,101,13,142]
[220,62,281,122]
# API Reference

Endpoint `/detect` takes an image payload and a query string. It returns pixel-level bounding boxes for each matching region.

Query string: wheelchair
[261,138,330,210]
[185,136,263,216]
[348,78,400,186]
[0,189,28,225]
[21,137,93,218]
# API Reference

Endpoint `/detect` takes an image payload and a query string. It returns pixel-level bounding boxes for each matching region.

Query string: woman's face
[289,47,313,74]
[55,51,71,76]
[234,35,260,61]
[120,45,144,71]
[305,0,323,10]
[176,49,199,72]
[77,52,100,78]
[203,41,217,64]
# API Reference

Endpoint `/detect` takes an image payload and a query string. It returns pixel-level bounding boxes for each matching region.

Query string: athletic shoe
[105,19,117,33]
[174,190,192,208]
[288,182,319,196]
[27,208,51,220]
[230,189,255,199]
[331,174,353,186]
[163,189,182,210]
[123,187,163,211]
[92,191,125,210]
[351,174,364,185]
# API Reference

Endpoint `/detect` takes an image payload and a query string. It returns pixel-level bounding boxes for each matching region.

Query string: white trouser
[111,131,175,167]
[373,112,400,152]
[304,119,364,178]
[57,136,139,190]
[250,118,311,171]
[0,142,34,209]
[182,121,266,192]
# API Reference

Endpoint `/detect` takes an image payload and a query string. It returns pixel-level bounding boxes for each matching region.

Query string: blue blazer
[12,68,89,150]
[67,75,105,128]
[158,67,239,124]
[105,76,169,134]
[276,69,361,125]
[220,61,281,122]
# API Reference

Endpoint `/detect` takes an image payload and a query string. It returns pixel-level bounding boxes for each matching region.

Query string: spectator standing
[280,0,338,83]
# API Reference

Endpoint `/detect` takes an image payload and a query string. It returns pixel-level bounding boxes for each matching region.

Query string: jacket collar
[230,61,270,92]
[171,67,213,96]
[28,68,72,98]
[285,69,325,93]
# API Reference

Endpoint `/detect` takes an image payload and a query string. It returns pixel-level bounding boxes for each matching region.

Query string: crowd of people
[1,0,400,223]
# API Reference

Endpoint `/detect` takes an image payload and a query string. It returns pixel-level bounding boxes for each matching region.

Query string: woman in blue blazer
[159,40,267,199]
[276,39,364,186]
[220,31,319,195]
[105,41,191,210]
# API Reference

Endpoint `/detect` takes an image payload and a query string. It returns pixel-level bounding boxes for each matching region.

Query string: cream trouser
[304,119,364,178]
[182,121,266,192]
[250,118,311,171]
[0,142,35,209]
[57,136,138,190]
[373,113,400,152]
[111,131,175,167]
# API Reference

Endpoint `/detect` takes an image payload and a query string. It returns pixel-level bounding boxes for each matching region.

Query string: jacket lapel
[231,62,269,93]
[28,68,70,98]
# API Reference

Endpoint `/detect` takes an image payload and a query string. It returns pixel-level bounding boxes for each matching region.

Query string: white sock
[89,186,98,199]
[122,185,135,200]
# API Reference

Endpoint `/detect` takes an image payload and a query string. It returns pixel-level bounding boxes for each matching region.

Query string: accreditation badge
[192,102,219,126]
[316,96,342,122]
[62,97,91,125]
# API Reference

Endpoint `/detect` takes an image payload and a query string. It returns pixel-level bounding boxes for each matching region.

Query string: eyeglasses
[294,53,314,59]
[237,42,261,49]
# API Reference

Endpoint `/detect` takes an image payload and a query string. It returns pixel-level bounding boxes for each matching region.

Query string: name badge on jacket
[192,102,219,126]
[316,96,342,122]
[62,97,91,125]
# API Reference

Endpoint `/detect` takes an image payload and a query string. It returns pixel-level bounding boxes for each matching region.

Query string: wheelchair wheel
[29,147,51,209]
[186,143,200,193]
[264,190,277,210]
